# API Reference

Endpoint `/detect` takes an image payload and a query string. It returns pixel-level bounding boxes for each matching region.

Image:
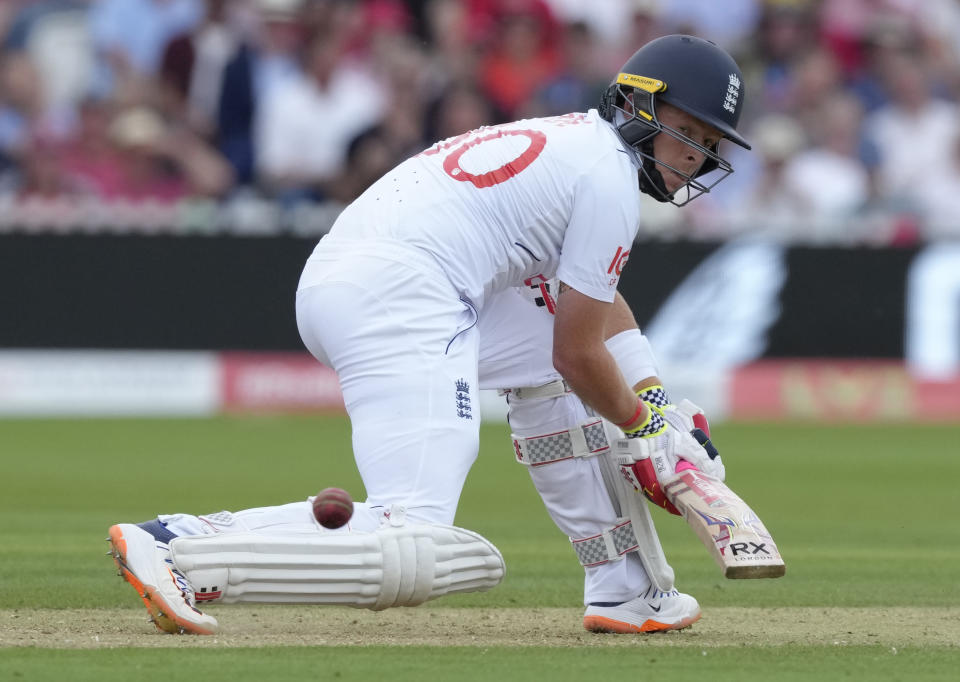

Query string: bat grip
[675,412,715,473]
[691,412,711,437]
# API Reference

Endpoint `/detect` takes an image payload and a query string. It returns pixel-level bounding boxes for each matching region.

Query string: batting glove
[616,388,725,516]
[637,387,725,481]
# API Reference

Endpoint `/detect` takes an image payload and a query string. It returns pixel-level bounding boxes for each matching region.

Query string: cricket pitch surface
[3,607,957,649]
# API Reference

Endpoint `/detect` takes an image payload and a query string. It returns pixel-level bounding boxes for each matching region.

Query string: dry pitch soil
[2,606,958,649]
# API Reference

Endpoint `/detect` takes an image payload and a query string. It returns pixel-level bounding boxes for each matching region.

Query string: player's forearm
[633,376,662,392]
[553,283,651,430]
[553,345,649,428]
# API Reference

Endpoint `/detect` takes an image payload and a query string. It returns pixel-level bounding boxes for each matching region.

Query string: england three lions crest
[723,73,741,114]
[455,379,472,420]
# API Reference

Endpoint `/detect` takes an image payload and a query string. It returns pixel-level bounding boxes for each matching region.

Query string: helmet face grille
[604,81,735,207]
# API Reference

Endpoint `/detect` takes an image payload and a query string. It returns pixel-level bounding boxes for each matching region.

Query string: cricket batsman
[107,35,750,635]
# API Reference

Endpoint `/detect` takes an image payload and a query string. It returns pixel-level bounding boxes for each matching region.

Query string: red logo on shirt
[524,274,556,314]
[607,247,630,276]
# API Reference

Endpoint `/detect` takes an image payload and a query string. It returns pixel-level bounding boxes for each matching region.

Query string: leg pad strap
[512,418,611,466]
[570,518,640,567]
[499,378,572,401]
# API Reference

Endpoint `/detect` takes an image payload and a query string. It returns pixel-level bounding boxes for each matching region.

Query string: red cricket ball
[312,487,354,529]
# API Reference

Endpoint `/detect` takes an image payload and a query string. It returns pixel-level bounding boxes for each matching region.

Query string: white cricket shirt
[316,109,642,307]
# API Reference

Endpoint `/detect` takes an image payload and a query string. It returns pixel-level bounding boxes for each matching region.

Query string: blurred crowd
[1,0,960,242]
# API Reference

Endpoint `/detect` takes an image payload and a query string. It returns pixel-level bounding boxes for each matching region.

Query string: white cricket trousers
[296,242,481,529]
[290,238,652,605]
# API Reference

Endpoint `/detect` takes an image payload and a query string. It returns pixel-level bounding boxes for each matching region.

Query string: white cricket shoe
[583,587,701,633]
[108,523,219,635]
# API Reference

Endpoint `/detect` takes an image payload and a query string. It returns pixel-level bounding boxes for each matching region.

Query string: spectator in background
[526,20,608,117]
[424,82,498,144]
[2,3,89,201]
[420,0,491,95]
[361,9,429,152]
[541,0,636,50]
[700,44,849,228]
[0,4,17,44]
[658,0,759,50]
[0,50,75,190]
[479,1,560,119]
[714,114,807,241]
[916,133,960,240]
[16,135,86,199]
[844,14,918,114]
[54,96,118,195]
[422,0,474,85]
[818,0,901,84]
[424,0,493,88]
[217,0,307,186]
[2,0,92,118]
[780,92,871,239]
[326,37,431,203]
[782,47,844,131]
[64,105,233,201]
[864,52,960,211]
[747,2,818,115]
[610,0,665,71]
[0,52,38,165]
[88,0,202,101]
[160,0,243,139]
[915,0,960,97]
[255,29,386,202]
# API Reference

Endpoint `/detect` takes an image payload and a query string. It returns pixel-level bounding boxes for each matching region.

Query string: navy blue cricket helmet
[599,35,751,205]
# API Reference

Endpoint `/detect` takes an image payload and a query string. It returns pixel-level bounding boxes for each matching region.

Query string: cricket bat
[664,463,786,579]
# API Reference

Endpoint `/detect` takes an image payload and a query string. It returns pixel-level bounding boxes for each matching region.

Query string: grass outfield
[1,416,958,679]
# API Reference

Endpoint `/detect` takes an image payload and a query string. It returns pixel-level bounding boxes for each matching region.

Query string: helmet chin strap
[612,108,674,203]
[636,138,674,203]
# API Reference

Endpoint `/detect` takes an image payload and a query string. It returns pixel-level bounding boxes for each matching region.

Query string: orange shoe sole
[583,611,701,633]
[108,525,215,635]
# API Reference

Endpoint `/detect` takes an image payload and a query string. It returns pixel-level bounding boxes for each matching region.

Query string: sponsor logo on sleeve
[607,246,630,284]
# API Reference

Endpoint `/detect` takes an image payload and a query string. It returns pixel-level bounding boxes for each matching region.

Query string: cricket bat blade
[663,468,785,579]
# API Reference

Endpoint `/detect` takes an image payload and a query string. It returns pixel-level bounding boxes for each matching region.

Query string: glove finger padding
[616,440,681,516]
[691,427,719,461]
[691,411,711,438]
[658,399,725,482]
[614,424,725,514]
[614,429,688,516]
[660,399,710,437]
[676,429,725,481]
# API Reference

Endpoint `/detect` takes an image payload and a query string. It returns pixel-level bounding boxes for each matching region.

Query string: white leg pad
[507,398,676,593]
[169,523,505,610]
[596,446,676,592]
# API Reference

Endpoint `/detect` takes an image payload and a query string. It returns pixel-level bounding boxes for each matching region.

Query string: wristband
[627,409,666,437]
[614,398,645,430]
[620,401,667,437]
[637,384,670,411]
